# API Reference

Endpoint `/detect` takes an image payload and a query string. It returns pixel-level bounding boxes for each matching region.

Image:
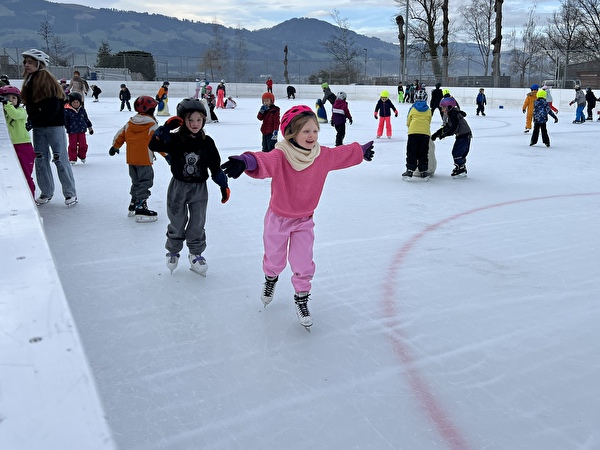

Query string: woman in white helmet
[20,48,78,206]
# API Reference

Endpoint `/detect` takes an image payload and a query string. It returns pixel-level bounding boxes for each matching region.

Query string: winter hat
[530,84,539,90]
[262,92,275,102]
[536,89,547,99]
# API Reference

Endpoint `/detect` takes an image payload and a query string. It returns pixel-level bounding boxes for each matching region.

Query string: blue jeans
[33,126,77,198]
[576,105,585,122]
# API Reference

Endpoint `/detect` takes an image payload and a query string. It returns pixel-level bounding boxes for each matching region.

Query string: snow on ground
[37,94,600,449]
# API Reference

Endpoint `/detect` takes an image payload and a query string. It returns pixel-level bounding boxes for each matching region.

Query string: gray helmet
[415,90,428,101]
[337,91,347,100]
[176,97,207,119]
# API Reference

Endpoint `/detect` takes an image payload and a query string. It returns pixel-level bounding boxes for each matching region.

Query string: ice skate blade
[135,216,158,223]
[128,211,136,217]
[189,267,207,277]
[451,174,467,179]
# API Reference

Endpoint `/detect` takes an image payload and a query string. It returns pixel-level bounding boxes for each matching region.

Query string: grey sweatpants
[165,178,209,255]
[128,164,154,202]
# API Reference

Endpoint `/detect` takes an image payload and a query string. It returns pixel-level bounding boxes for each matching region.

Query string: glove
[374,113,378,119]
[349,118,353,125]
[88,127,94,135]
[271,130,278,141]
[522,109,526,113]
[165,116,184,130]
[554,118,559,123]
[394,112,398,117]
[220,187,231,204]
[569,102,573,106]
[0,96,7,105]
[361,141,374,161]
[26,121,33,131]
[330,120,334,127]
[153,125,172,143]
[109,146,119,156]
[259,105,269,113]
[221,157,246,179]
[431,130,442,141]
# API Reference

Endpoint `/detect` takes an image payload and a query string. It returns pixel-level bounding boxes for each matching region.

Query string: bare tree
[576,0,600,51]
[37,20,72,66]
[38,20,53,57]
[508,6,541,87]
[203,22,230,80]
[231,25,248,82]
[321,10,362,83]
[461,0,495,75]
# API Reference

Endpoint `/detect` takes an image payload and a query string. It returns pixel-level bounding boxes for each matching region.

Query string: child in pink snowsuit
[374,90,398,138]
[221,105,374,330]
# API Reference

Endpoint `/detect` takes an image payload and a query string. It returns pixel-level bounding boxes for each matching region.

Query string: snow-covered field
[14,91,600,449]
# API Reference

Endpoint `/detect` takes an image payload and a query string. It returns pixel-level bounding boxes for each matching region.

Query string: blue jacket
[64,104,92,134]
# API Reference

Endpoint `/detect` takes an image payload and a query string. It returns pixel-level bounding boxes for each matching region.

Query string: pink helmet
[439,97,457,109]
[0,85,21,103]
[280,104,314,135]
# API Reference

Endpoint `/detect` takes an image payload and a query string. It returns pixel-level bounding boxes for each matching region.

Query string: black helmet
[68,92,83,103]
[120,83,126,88]
[176,97,207,119]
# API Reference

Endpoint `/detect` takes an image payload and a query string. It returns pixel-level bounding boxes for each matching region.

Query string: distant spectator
[266,77,273,93]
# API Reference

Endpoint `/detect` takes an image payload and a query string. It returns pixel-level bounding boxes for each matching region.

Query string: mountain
[0,0,403,78]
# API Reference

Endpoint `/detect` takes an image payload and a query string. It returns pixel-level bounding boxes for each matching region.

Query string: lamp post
[363,48,368,83]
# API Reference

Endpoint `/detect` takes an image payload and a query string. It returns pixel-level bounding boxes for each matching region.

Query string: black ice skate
[261,275,278,307]
[402,170,413,181]
[451,164,467,179]
[294,292,313,331]
[128,199,136,217]
[135,200,158,223]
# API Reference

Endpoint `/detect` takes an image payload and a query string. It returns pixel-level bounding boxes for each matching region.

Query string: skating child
[321,83,336,106]
[216,80,226,108]
[156,81,170,116]
[397,83,404,103]
[257,92,280,152]
[374,90,398,138]
[431,97,472,178]
[331,91,353,146]
[0,85,36,196]
[64,92,93,165]
[402,90,432,181]
[119,83,132,111]
[430,82,443,118]
[109,95,160,222]
[59,78,70,96]
[568,85,586,123]
[476,88,486,116]
[204,85,219,123]
[530,89,558,147]
[522,84,538,132]
[221,105,375,331]
[90,84,102,102]
[542,85,558,114]
[224,96,237,109]
[149,98,230,276]
[585,87,596,120]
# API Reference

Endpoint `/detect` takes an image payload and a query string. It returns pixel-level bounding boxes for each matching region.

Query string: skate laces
[294,293,311,317]
[191,255,205,264]
[263,276,278,297]
[167,252,180,262]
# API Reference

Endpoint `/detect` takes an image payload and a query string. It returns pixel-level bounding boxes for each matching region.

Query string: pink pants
[216,90,225,108]
[13,142,36,197]
[377,116,392,137]
[263,208,316,293]
[68,132,88,162]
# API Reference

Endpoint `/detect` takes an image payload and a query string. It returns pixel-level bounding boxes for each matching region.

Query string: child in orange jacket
[522,84,539,133]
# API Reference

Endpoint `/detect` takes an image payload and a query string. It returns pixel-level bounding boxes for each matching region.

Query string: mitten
[330,120,334,127]
[220,187,231,204]
[88,127,94,135]
[361,141,374,161]
[569,102,573,106]
[554,118,559,123]
[153,125,172,143]
[271,130,278,141]
[165,116,184,130]
[349,118,353,125]
[394,111,398,117]
[109,146,119,156]
[259,105,269,113]
[522,109,526,113]
[374,113,378,119]
[431,130,441,141]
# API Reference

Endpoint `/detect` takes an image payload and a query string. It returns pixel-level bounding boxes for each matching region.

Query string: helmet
[337,91,347,100]
[0,74,8,81]
[120,83,126,88]
[536,89,547,99]
[435,82,442,88]
[321,83,329,89]
[134,96,158,114]
[380,90,390,98]
[59,78,67,83]
[22,48,50,66]
[162,81,170,86]
[205,85,213,91]
[575,84,580,89]
[442,88,451,96]
[0,85,21,104]
[261,92,275,102]
[176,97,207,119]
[440,97,457,109]
[530,84,539,90]
[68,92,83,103]
[415,90,428,101]
[280,104,315,135]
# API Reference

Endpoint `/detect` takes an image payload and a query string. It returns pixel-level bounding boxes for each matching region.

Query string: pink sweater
[246,143,364,218]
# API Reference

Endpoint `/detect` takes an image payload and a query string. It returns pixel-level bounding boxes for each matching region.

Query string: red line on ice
[381,193,599,450]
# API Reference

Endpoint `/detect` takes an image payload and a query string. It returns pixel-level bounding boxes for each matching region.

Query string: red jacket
[257,105,280,135]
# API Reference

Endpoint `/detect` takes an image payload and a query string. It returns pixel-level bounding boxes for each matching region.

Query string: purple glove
[361,141,374,161]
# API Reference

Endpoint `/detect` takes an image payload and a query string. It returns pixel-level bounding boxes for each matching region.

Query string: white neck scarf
[276,140,321,171]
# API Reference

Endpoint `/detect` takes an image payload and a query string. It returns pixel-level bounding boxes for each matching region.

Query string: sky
[55,0,563,44]
[22,82,600,449]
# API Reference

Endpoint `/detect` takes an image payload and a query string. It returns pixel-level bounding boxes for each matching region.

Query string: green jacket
[3,103,31,145]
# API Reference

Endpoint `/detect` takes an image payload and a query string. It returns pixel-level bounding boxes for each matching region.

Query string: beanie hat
[530,84,539,90]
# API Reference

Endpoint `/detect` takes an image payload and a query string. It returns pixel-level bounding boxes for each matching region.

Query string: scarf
[275,140,321,171]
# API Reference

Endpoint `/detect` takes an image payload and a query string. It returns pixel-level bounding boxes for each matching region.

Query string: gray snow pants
[165,178,209,256]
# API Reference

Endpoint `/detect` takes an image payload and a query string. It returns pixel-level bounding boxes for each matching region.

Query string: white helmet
[337,91,347,100]
[22,49,50,66]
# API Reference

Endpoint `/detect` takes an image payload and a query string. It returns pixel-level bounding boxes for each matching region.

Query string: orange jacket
[112,114,158,166]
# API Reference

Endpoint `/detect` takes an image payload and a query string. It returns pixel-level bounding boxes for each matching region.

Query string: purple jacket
[331,98,352,125]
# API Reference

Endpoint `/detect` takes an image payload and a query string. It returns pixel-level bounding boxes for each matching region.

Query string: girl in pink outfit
[374,90,398,138]
[216,81,226,108]
[221,105,374,331]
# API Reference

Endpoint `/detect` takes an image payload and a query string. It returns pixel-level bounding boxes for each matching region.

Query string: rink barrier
[0,114,116,448]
